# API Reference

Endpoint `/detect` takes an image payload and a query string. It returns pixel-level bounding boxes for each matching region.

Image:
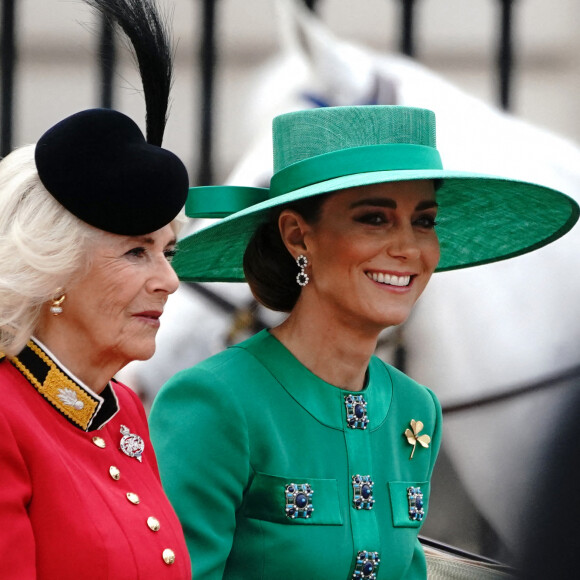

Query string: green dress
[149,330,442,579]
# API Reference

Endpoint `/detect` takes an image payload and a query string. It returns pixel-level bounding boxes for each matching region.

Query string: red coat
[0,341,191,579]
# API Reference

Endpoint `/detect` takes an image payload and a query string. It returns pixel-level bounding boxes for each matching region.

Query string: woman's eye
[356,213,387,226]
[126,247,146,258]
[414,215,438,229]
[164,248,177,262]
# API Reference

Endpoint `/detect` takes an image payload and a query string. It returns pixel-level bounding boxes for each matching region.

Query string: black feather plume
[83,0,175,146]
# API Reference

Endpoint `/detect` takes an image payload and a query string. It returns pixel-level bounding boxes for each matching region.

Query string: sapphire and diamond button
[407,486,425,521]
[109,466,121,481]
[126,492,140,505]
[352,475,375,510]
[284,483,314,519]
[352,551,380,579]
[92,436,106,448]
[162,548,176,565]
[344,395,369,430]
[147,516,161,532]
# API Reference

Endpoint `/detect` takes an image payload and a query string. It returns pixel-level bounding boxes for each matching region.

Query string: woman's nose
[386,224,421,260]
[151,256,180,295]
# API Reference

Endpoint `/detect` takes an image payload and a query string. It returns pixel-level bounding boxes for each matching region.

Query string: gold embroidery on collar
[10,341,99,430]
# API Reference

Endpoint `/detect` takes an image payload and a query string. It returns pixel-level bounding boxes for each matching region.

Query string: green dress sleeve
[149,363,251,579]
[405,385,442,579]
[425,386,443,481]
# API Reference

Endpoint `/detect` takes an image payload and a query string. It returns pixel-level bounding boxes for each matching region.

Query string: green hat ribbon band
[185,185,269,218]
[269,143,443,198]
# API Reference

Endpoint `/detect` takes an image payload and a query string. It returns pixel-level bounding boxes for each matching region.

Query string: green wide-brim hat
[174,106,579,282]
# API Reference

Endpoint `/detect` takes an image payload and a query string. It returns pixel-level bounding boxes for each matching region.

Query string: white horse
[122,0,580,561]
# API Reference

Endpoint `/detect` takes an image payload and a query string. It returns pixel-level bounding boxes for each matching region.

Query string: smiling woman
[0,0,191,578]
[149,105,579,580]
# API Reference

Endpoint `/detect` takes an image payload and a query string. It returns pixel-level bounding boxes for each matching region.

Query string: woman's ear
[278,209,309,259]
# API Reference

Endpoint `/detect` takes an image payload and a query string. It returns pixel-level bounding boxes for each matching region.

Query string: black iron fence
[1,0,518,178]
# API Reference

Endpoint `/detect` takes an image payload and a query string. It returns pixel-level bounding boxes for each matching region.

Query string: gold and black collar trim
[8,339,119,431]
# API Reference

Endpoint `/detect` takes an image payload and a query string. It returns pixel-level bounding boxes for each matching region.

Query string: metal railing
[1,0,518,166]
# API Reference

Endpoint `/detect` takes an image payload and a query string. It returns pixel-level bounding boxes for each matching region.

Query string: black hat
[35,108,188,236]
[33,0,188,236]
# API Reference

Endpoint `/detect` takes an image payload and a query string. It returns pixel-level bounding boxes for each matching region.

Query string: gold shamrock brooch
[404,419,431,459]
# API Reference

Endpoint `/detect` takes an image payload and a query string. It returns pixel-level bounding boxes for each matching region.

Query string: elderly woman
[149,105,579,579]
[0,0,192,578]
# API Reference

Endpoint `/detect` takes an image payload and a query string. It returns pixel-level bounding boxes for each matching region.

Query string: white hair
[0,145,103,355]
[172,207,187,236]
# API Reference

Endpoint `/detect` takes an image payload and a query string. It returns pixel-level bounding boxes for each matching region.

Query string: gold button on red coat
[109,466,121,481]
[92,436,106,448]
[126,492,140,505]
[162,549,176,565]
[147,516,161,532]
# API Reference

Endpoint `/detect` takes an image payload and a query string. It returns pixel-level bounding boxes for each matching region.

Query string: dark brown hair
[243,195,327,312]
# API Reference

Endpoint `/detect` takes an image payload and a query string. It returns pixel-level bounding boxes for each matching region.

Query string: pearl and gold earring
[50,289,66,316]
